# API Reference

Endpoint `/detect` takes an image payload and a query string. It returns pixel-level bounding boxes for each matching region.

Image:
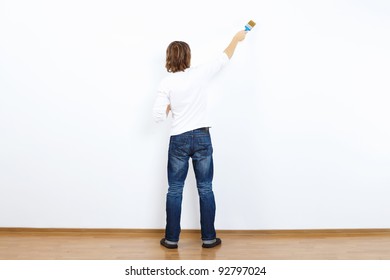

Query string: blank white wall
[1,0,389,230]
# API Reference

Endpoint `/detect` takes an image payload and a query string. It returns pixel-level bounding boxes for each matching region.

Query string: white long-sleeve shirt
[153,52,229,136]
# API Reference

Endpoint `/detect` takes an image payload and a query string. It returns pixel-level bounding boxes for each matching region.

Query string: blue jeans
[165,127,216,242]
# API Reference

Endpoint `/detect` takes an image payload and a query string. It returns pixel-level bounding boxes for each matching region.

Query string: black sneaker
[160,238,178,249]
[202,238,222,248]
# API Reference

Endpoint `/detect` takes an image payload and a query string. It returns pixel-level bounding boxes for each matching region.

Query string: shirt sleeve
[195,52,230,82]
[152,80,170,123]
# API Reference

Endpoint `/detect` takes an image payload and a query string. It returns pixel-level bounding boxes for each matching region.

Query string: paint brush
[245,20,256,31]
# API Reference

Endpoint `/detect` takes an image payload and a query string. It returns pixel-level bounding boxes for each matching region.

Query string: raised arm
[224,30,247,59]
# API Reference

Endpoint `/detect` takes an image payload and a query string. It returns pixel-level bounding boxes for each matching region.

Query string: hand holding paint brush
[224,20,255,59]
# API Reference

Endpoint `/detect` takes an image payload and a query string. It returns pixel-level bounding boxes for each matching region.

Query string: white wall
[1,0,390,230]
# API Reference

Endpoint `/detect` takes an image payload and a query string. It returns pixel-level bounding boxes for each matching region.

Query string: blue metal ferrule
[245,25,251,31]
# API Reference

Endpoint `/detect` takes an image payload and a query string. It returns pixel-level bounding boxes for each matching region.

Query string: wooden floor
[1,229,390,260]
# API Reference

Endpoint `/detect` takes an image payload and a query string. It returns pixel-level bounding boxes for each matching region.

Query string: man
[153,30,247,249]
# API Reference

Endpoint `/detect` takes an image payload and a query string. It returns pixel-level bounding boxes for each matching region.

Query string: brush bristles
[248,20,256,28]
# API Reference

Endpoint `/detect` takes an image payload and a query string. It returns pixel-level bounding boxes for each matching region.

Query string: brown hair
[165,41,191,73]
